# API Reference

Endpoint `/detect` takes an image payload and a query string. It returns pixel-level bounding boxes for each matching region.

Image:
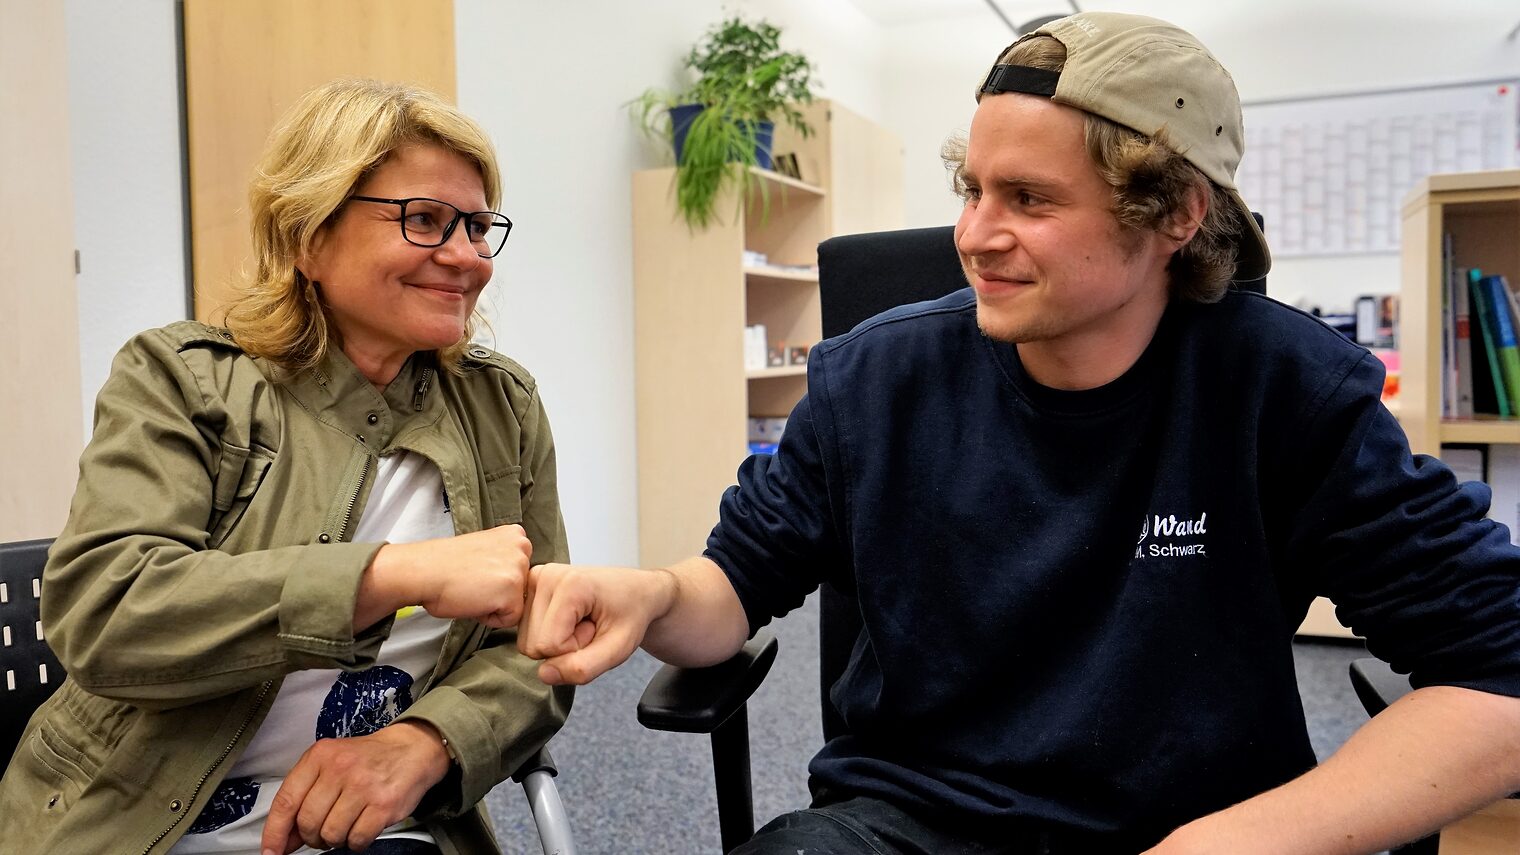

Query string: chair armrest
[1349,657,1414,717]
[511,745,558,784]
[636,633,778,733]
[512,745,577,855]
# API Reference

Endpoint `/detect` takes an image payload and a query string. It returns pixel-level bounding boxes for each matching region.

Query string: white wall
[877,1,1520,311]
[882,15,1010,230]
[66,0,188,437]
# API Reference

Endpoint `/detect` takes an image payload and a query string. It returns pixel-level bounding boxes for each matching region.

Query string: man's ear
[1164,183,1208,250]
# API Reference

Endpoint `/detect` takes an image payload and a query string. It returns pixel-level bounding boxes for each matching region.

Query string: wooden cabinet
[632,100,902,568]
[1399,169,1520,456]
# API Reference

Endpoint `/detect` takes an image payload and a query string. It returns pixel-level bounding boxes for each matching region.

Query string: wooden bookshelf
[1399,169,1520,457]
[632,100,903,568]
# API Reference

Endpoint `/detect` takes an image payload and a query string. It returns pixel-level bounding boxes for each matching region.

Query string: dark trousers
[730,795,1051,855]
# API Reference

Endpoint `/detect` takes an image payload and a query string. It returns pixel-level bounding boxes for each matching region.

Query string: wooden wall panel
[0,0,83,541]
[183,0,456,322]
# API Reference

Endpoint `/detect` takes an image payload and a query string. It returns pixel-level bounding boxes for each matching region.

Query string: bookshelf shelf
[746,365,808,380]
[1437,418,1520,445]
[747,165,826,199]
[743,264,819,284]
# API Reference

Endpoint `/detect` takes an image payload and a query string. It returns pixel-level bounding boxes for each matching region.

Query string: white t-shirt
[173,452,454,854]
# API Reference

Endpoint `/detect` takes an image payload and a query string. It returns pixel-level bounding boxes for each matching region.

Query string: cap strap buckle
[979,64,1060,98]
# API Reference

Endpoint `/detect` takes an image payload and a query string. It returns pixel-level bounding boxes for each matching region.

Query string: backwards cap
[981,12,1270,279]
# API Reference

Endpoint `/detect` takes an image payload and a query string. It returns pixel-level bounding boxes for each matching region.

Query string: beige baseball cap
[980,12,1270,279]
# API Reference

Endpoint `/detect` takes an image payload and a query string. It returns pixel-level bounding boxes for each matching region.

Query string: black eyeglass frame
[348,195,513,258]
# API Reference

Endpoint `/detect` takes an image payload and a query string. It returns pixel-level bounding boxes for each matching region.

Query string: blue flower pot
[669,104,776,170]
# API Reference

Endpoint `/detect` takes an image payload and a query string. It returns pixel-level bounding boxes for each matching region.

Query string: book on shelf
[1452,260,1475,418]
[1463,267,1498,416]
[1441,232,1455,416]
[1468,267,1512,417]
[1498,273,1520,410]
[1481,273,1520,412]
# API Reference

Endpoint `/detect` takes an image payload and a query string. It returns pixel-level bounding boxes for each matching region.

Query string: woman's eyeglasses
[349,196,512,258]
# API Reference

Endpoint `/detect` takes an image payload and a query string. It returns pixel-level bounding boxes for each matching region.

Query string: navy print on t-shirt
[316,665,416,739]
[186,776,260,834]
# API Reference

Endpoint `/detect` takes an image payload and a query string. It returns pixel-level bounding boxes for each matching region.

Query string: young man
[521,13,1520,854]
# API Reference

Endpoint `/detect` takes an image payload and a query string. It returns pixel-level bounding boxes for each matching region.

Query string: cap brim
[1226,188,1271,281]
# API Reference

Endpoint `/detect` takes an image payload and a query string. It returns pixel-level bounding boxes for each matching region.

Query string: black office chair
[0,538,577,854]
[637,223,1271,852]
[0,538,63,765]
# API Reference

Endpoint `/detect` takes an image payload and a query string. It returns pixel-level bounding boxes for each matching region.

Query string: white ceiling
[844,0,1520,35]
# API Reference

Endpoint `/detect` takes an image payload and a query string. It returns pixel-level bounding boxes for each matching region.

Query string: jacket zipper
[142,680,274,854]
[336,454,372,543]
[412,368,433,412]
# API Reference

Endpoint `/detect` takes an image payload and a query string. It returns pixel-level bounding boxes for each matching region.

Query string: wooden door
[183,0,456,322]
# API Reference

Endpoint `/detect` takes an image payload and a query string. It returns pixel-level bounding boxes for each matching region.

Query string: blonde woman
[0,79,569,855]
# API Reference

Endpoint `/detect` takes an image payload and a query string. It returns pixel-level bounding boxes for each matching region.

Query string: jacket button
[367,413,379,425]
[468,347,490,359]
[317,533,331,543]
[47,794,59,808]
[170,799,182,812]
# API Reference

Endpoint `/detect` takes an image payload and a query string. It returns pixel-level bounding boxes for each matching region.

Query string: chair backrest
[815,227,967,742]
[1,538,64,764]
[813,223,1267,742]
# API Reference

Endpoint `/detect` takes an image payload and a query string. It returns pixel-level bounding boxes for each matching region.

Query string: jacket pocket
[483,465,523,527]
[2,714,100,823]
[208,440,275,548]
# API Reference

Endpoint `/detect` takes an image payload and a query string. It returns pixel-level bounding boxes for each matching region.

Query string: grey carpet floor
[484,594,1374,854]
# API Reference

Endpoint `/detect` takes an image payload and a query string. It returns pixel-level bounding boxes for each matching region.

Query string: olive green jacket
[0,322,573,854]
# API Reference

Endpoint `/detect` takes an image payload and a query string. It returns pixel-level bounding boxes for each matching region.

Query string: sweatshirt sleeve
[704,384,848,636]
[42,329,387,711]
[1288,352,1520,695]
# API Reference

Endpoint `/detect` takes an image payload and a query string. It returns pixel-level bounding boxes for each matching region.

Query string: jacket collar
[279,347,443,449]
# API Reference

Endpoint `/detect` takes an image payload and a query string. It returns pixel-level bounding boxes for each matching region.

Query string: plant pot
[669,104,776,170]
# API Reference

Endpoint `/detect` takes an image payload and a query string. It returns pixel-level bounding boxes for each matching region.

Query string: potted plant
[634,16,817,229]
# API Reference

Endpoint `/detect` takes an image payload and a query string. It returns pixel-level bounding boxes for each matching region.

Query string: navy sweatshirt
[704,287,1520,850]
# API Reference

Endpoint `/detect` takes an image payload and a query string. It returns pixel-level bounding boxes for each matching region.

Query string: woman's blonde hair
[945,36,1240,303]
[224,79,502,374]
